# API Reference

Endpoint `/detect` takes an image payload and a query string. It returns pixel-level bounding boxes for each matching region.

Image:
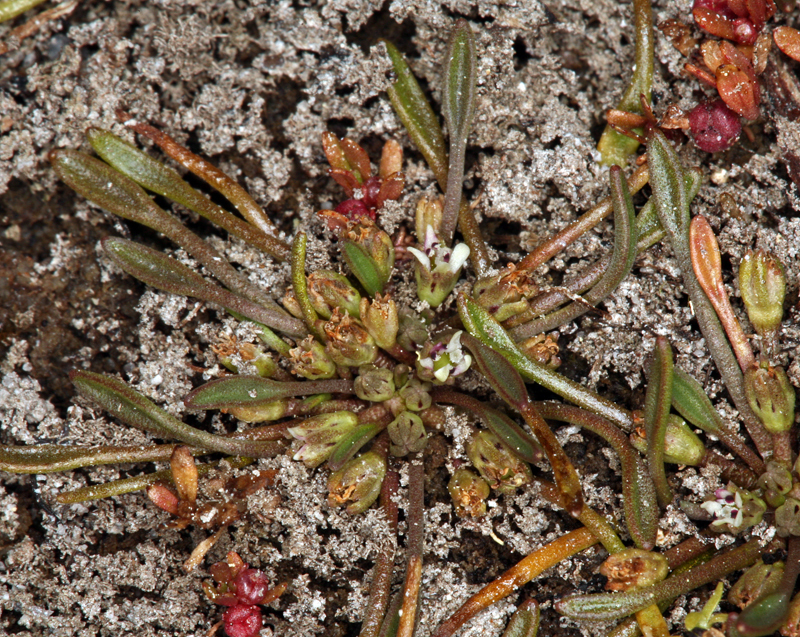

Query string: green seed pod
[744,365,796,434]
[729,560,784,610]
[775,498,800,537]
[758,461,793,509]
[229,400,290,423]
[327,451,387,514]
[448,468,490,518]
[289,336,337,380]
[323,309,377,367]
[467,430,533,495]
[287,411,359,468]
[739,250,786,337]
[387,411,427,456]
[599,548,669,592]
[630,414,707,466]
[307,270,362,319]
[398,377,432,412]
[354,366,395,402]
[360,294,399,350]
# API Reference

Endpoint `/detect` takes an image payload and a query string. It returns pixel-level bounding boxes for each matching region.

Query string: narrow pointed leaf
[86,127,289,260]
[458,293,633,430]
[71,371,281,458]
[103,237,306,336]
[327,422,386,472]
[0,443,179,473]
[342,241,386,297]
[643,336,674,508]
[291,232,322,338]
[383,40,448,188]
[440,19,477,245]
[184,376,354,410]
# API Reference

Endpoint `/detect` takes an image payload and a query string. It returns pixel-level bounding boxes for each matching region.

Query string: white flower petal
[449,243,470,273]
[408,247,431,271]
[434,365,452,383]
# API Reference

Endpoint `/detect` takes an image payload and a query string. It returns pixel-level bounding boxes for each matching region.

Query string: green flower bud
[415,195,443,240]
[360,294,398,350]
[289,336,337,380]
[782,592,800,637]
[307,270,361,319]
[758,461,793,509]
[397,310,428,353]
[630,415,707,466]
[341,219,395,296]
[229,400,289,423]
[739,250,786,337]
[775,498,800,537]
[599,548,669,592]
[287,411,359,468]
[467,430,533,495]
[354,366,395,402]
[323,309,377,367]
[729,560,784,610]
[327,451,387,514]
[744,365,796,434]
[398,377,432,412]
[387,411,427,456]
[448,468,490,518]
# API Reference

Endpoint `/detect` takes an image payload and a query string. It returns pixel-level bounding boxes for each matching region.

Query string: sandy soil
[1,1,800,636]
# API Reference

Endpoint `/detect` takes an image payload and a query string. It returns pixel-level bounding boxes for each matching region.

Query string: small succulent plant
[3,10,800,637]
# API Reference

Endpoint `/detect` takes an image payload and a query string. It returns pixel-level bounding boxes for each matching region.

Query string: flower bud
[729,560,784,609]
[307,270,361,319]
[415,196,443,239]
[281,288,304,319]
[448,468,490,518]
[222,604,262,637]
[324,309,377,367]
[397,310,428,353]
[599,548,669,592]
[327,451,387,514]
[288,411,359,468]
[630,415,707,466]
[360,294,398,350]
[398,377,432,412]
[472,264,537,321]
[239,344,278,378]
[387,411,427,456]
[467,430,533,495]
[758,461,793,508]
[289,336,337,380]
[354,366,395,402]
[781,592,800,637]
[744,365,796,434]
[775,498,800,537]
[341,219,395,296]
[739,250,786,338]
[229,400,290,423]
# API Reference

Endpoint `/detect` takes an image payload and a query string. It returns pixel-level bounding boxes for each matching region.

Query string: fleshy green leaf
[71,371,281,458]
[643,336,674,508]
[327,422,386,472]
[0,443,178,473]
[184,376,354,410]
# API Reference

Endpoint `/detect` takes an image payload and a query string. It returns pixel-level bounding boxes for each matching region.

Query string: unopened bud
[288,411,359,468]
[448,468,490,518]
[342,219,395,296]
[327,451,387,514]
[775,498,800,537]
[398,377,432,412]
[739,250,785,337]
[415,196,443,239]
[307,270,361,319]
[354,366,395,402]
[599,548,669,592]
[467,430,533,495]
[229,400,290,423]
[630,415,706,466]
[744,365,796,434]
[397,310,428,353]
[281,288,304,319]
[360,294,398,350]
[324,309,377,367]
[729,560,784,609]
[758,461,793,508]
[289,336,337,380]
[472,265,537,321]
[388,411,427,456]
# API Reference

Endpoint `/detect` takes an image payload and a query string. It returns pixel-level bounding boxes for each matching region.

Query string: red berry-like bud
[234,568,271,605]
[688,99,742,152]
[361,176,382,209]
[732,17,758,44]
[335,199,373,220]
[223,604,262,637]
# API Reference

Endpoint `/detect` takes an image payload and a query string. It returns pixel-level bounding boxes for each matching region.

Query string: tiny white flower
[418,331,472,383]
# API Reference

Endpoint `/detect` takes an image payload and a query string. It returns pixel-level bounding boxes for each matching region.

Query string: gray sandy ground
[1,0,799,635]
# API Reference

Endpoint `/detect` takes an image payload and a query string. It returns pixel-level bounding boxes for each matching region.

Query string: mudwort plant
[2,11,800,637]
